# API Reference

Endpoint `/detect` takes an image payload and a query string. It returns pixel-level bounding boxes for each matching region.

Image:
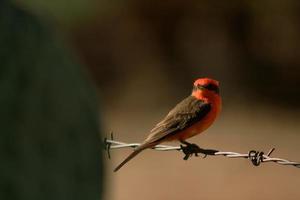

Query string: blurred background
[2,0,300,199]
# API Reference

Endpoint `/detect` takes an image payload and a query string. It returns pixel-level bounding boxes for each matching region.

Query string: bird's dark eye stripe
[193,84,219,94]
[203,84,219,93]
[194,84,219,93]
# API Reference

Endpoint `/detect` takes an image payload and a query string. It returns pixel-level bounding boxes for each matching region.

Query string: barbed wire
[104,135,300,168]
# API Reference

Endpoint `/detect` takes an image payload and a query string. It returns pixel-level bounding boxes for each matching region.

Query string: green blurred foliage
[15,0,98,24]
[14,0,123,25]
[0,0,103,199]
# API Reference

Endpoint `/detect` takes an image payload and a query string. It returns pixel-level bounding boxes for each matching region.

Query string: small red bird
[114,78,222,172]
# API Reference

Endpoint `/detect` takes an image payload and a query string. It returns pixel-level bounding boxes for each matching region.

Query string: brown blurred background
[13,0,300,200]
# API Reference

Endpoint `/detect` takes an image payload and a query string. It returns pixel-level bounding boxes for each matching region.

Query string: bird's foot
[180,143,218,160]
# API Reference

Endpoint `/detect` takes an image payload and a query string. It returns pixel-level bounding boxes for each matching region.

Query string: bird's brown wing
[114,96,211,172]
[145,96,211,144]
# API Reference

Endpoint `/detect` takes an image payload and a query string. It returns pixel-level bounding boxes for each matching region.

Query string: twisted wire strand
[104,139,300,168]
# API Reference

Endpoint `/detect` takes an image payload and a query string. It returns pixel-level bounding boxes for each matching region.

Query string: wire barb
[248,150,264,166]
[180,143,219,160]
[103,132,115,159]
[103,137,300,169]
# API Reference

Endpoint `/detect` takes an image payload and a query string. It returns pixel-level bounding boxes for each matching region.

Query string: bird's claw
[180,143,218,160]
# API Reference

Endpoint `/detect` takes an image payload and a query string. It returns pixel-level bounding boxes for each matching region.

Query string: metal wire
[104,137,300,168]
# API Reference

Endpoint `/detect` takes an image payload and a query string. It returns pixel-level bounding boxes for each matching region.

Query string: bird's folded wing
[145,96,211,144]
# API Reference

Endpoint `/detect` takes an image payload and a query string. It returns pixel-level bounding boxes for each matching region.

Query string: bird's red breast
[177,78,222,140]
[177,96,221,141]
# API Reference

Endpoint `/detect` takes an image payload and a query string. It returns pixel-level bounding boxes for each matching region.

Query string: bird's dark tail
[114,144,150,172]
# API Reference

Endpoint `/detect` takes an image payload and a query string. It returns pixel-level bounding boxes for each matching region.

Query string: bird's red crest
[194,78,219,87]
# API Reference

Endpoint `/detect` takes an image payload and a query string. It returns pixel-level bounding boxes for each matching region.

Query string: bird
[114,78,222,172]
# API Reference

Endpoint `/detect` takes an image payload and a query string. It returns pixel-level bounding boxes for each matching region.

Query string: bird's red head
[192,78,220,97]
[193,78,219,88]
